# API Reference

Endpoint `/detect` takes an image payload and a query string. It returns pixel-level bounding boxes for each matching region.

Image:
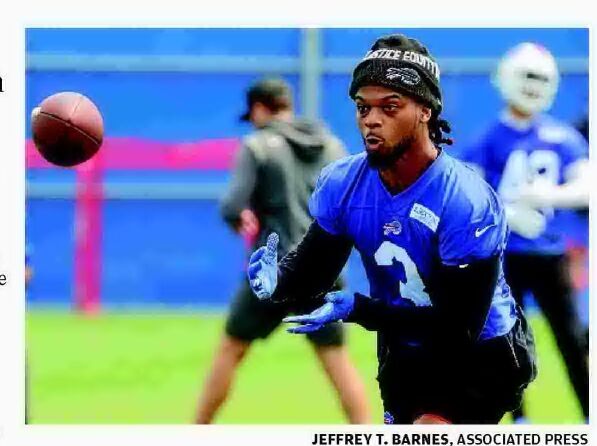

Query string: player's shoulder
[535,114,587,147]
[436,154,508,264]
[311,152,368,210]
[309,152,367,232]
[440,153,503,223]
[318,152,368,186]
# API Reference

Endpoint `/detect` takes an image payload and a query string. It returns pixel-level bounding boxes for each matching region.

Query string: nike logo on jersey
[475,224,496,237]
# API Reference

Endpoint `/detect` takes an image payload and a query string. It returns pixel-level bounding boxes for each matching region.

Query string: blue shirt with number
[309,150,517,344]
[460,114,588,255]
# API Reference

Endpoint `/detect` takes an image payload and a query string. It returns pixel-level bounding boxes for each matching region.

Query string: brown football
[31,92,104,167]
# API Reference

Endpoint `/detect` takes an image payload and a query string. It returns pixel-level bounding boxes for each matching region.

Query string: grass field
[26,310,585,424]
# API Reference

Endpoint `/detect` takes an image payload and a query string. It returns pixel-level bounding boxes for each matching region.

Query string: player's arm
[276,221,353,302]
[518,158,590,209]
[346,256,497,342]
[248,221,353,304]
[220,144,258,231]
[285,255,498,343]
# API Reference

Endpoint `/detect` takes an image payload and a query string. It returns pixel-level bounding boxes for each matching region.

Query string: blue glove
[283,291,355,334]
[247,233,279,300]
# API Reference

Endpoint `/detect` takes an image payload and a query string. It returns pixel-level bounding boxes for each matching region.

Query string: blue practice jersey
[461,114,588,255]
[309,150,518,345]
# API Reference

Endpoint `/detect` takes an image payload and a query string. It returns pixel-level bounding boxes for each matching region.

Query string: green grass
[26,310,584,424]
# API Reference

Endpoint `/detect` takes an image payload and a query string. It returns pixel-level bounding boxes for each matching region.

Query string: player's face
[355,85,423,169]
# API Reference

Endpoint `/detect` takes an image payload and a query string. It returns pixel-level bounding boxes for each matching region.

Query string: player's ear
[419,105,432,123]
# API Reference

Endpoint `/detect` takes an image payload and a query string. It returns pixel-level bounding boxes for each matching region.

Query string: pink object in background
[27,137,239,170]
[73,156,103,315]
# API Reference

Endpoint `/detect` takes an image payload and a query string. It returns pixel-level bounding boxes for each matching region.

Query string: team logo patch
[409,203,439,232]
[384,411,395,424]
[386,67,421,86]
[383,220,402,236]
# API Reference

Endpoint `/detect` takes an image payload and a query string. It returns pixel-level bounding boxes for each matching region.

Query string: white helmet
[494,42,559,115]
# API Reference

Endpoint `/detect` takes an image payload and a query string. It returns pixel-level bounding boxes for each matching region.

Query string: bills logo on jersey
[383,220,402,236]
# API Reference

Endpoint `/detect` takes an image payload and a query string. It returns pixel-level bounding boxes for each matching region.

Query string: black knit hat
[349,34,443,112]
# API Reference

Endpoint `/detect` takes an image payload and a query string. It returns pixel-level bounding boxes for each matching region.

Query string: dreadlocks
[429,113,453,147]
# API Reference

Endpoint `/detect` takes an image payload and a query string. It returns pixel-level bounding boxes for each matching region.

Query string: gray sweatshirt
[221,118,347,254]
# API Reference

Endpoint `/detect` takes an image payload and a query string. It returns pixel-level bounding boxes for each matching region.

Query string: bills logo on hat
[386,67,421,86]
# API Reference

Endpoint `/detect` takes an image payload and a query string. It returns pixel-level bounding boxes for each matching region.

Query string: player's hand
[283,291,354,334]
[505,204,547,239]
[247,232,279,300]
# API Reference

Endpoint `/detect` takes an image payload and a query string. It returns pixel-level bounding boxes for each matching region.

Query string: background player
[460,43,590,423]
[195,78,370,424]
[248,35,537,424]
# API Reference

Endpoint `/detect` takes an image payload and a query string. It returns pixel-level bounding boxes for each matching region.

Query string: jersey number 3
[374,241,432,307]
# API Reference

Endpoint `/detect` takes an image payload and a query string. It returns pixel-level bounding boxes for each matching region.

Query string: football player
[248,34,537,424]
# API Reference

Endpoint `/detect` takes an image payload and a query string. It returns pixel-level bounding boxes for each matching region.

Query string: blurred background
[25,28,589,424]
